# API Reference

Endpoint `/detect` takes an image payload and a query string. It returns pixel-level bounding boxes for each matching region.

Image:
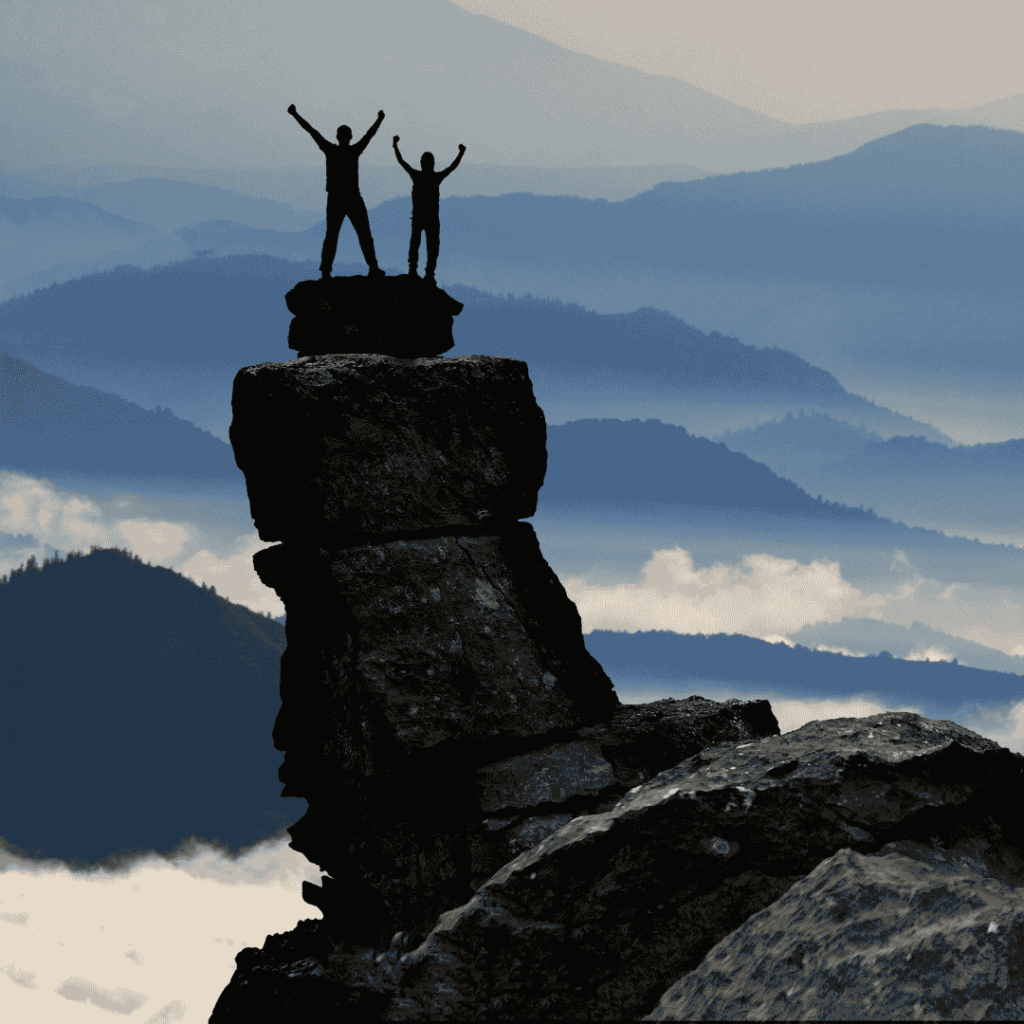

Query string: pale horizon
[450,0,1024,124]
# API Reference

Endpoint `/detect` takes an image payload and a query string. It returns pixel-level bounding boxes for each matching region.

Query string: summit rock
[284,275,464,358]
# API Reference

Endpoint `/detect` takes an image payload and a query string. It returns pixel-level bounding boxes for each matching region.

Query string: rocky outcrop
[211,694,781,1018]
[229,354,545,541]
[213,319,1024,1021]
[646,840,1024,1021]
[284,275,463,358]
[380,711,1024,1021]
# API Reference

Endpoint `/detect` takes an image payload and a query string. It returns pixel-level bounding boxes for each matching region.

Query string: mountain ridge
[0,544,291,866]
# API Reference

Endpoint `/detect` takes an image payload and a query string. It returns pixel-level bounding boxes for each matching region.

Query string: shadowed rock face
[229,353,545,541]
[210,695,782,1019]
[213,335,1024,1021]
[646,841,1024,1021]
[285,275,464,358]
[257,528,618,767]
[381,712,1024,1021]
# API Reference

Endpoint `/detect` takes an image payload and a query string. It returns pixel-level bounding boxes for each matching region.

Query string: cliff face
[211,282,781,1018]
[212,277,1024,1022]
[230,348,620,950]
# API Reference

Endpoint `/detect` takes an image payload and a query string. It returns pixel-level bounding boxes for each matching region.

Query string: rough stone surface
[229,354,546,540]
[284,275,464,358]
[209,695,781,1020]
[645,841,1024,1021]
[207,917,398,1020]
[256,525,618,767]
[253,524,620,947]
[378,712,1024,1021]
[467,695,781,892]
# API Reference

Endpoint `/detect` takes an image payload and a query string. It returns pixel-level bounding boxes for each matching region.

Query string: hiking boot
[368,267,385,278]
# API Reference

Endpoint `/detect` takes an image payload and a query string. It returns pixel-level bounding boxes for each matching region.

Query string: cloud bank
[563,546,1024,658]
[0,471,284,617]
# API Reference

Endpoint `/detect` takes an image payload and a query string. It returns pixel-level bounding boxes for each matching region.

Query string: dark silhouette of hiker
[288,104,385,279]
[393,136,465,282]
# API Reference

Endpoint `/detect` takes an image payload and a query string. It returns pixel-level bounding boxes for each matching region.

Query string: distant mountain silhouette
[583,631,1024,718]
[0,173,321,232]
[456,297,852,395]
[542,418,880,519]
[715,411,890,472]
[150,126,1024,414]
[0,546,293,867]
[6,0,1019,175]
[0,194,187,301]
[141,125,1024,294]
[0,253,946,443]
[787,617,1024,677]
[858,434,1024,467]
[1,163,711,219]
[715,410,1022,541]
[318,124,1022,291]
[0,255,298,363]
[0,352,236,476]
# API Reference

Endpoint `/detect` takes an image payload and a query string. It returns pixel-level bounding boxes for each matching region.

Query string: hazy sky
[2,0,1020,173]
[451,0,1024,123]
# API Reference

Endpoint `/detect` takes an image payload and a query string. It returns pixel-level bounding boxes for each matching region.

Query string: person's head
[420,152,435,170]
[337,125,353,144]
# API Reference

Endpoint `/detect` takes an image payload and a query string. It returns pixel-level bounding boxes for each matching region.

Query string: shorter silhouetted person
[288,103,385,279]
[393,136,465,282]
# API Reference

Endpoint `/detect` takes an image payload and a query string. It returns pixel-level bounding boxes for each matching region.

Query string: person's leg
[320,196,344,277]
[424,216,440,280]
[408,215,421,275]
[348,196,383,274]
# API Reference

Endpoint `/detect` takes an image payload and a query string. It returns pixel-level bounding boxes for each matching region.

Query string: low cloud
[905,647,956,663]
[562,546,1024,657]
[0,835,324,1024]
[0,471,283,617]
[564,548,896,637]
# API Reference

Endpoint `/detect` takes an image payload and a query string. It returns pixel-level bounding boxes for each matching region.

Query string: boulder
[229,354,546,541]
[380,711,1024,1020]
[468,695,780,891]
[209,694,781,1020]
[645,841,1024,1020]
[284,275,463,358]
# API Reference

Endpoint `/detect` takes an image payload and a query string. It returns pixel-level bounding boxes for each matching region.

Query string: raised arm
[439,144,466,180]
[392,136,414,176]
[354,110,386,156]
[287,104,329,150]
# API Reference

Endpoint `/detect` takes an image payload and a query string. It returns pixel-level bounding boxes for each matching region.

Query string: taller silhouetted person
[288,104,385,279]
[393,136,466,283]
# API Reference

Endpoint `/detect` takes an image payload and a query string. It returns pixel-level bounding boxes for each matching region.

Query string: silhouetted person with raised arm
[393,136,465,283]
[288,104,385,279]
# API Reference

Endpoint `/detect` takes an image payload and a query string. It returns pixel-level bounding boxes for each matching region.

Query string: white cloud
[0,471,283,617]
[176,539,285,618]
[905,647,956,663]
[0,836,324,1024]
[562,546,1024,657]
[564,547,894,636]
[813,644,867,658]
